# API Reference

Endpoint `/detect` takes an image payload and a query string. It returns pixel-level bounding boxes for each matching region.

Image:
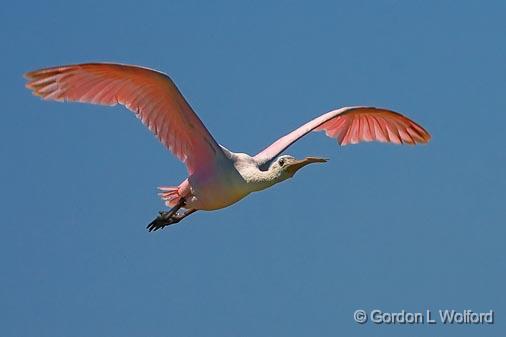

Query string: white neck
[244,167,284,192]
[227,150,285,193]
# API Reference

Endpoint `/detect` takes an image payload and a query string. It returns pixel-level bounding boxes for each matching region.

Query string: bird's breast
[185,167,252,211]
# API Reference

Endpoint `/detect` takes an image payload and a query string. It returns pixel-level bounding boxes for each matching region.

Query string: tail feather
[158,186,182,207]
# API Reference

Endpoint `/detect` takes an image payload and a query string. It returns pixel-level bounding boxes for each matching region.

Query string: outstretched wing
[25,63,226,174]
[254,106,431,166]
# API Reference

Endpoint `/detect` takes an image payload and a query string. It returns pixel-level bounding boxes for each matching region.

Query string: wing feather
[25,63,225,174]
[255,106,430,166]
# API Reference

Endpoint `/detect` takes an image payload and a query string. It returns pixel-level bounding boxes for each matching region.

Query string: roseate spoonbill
[25,63,431,231]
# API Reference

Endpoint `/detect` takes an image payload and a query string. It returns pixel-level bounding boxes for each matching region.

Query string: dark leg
[146,199,185,232]
[147,208,197,232]
[165,209,197,226]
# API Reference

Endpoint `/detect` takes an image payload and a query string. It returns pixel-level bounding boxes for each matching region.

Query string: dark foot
[147,211,182,232]
[147,199,186,232]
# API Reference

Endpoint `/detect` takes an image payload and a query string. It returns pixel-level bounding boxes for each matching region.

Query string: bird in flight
[25,63,431,232]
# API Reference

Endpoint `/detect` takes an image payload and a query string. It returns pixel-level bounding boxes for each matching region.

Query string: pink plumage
[24,63,225,175]
[25,62,431,230]
[255,107,430,165]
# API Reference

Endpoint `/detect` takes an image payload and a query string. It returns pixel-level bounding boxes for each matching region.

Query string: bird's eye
[278,158,285,166]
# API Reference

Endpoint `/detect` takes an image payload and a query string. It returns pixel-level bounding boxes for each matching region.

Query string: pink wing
[254,106,431,165]
[25,63,225,174]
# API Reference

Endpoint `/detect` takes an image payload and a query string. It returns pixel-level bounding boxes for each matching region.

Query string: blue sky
[1,0,505,336]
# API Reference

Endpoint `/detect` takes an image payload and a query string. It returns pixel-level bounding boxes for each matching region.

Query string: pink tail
[158,186,182,207]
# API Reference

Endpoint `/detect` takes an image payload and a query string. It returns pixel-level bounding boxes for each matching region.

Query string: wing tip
[24,67,57,80]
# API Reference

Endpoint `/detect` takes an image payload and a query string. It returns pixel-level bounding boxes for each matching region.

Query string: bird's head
[269,155,328,181]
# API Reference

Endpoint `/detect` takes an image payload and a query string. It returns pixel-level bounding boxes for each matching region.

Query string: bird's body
[25,62,431,231]
[162,149,313,211]
[183,148,252,211]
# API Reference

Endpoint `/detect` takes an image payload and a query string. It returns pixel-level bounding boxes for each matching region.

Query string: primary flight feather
[25,62,431,231]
